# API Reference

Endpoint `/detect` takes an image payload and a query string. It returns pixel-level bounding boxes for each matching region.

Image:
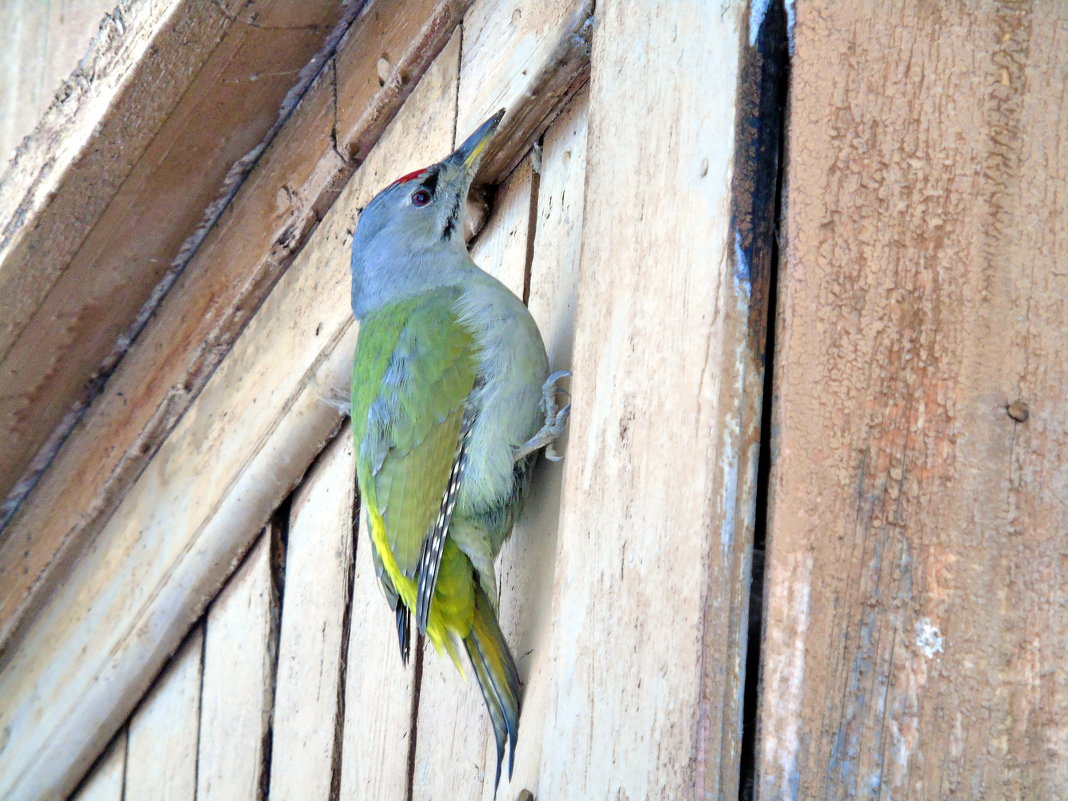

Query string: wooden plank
[0,10,589,797]
[267,434,355,801]
[0,0,118,164]
[0,0,472,654]
[460,0,593,185]
[757,3,1068,799]
[196,529,280,801]
[338,515,417,801]
[124,627,204,801]
[0,0,351,515]
[0,0,178,259]
[68,732,126,801]
[531,2,761,798]
[409,19,595,791]
[488,85,588,801]
[410,150,536,800]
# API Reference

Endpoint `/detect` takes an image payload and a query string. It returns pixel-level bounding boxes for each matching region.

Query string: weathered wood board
[532,2,759,799]
[338,511,417,801]
[124,627,204,801]
[757,2,1068,799]
[409,140,536,801]
[196,529,279,801]
[0,0,351,526]
[0,0,471,656]
[0,27,462,801]
[457,0,592,184]
[0,0,118,164]
[488,85,588,801]
[267,435,355,801]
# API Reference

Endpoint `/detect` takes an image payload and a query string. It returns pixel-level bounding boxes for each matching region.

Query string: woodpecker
[349,109,569,789]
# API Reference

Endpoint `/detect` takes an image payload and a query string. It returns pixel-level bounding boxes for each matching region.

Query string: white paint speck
[748,0,773,46]
[916,618,945,658]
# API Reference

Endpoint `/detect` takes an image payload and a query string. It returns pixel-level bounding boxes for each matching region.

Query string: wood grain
[338,511,417,801]
[0,0,471,656]
[0,0,349,515]
[267,435,355,801]
[196,530,279,801]
[461,0,592,185]
[487,86,587,801]
[124,627,204,801]
[532,2,759,798]
[758,3,1068,799]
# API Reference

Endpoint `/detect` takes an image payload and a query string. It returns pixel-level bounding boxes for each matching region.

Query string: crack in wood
[730,2,790,799]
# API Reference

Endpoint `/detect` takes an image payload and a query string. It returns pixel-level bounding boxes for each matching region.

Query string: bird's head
[350,110,505,318]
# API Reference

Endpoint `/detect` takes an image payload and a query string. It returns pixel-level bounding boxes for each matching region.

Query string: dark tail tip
[464,585,521,794]
[396,605,411,665]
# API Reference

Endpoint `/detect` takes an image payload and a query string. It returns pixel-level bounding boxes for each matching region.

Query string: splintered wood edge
[0,1,175,247]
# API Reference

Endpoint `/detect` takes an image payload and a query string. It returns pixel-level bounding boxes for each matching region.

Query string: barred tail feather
[464,584,521,793]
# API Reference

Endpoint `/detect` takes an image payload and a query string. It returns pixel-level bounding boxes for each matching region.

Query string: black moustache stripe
[442,197,460,240]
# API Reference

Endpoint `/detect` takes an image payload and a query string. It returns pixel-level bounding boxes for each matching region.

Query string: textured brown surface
[759,2,1068,799]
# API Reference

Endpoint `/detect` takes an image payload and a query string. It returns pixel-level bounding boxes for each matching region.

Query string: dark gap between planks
[736,2,790,799]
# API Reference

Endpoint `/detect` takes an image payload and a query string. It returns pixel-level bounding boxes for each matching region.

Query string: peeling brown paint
[759,2,1068,798]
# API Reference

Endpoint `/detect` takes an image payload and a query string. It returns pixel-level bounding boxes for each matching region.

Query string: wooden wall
[1,1,1064,800]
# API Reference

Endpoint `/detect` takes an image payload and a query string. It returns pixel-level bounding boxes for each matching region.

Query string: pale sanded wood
[338,518,417,801]
[267,435,355,801]
[409,147,536,801]
[196,530,279,801]
[757,3,1068,798]
[0,30,462,801]
[68,731,127,801]
[532,2,761,798]
[0,0,350,517]
[0,0,472,657]
[485,86,587,801]
[125,628,204,801]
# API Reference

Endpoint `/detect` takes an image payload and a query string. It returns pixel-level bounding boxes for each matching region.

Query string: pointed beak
[447,108,505,180]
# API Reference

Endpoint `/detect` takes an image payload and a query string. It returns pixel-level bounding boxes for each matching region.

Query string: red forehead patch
[389,167,429,187]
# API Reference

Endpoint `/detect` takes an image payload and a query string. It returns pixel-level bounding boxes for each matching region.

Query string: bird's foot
[514,370,571,463]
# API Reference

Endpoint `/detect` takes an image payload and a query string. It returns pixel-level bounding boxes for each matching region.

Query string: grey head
[350,109,505,319]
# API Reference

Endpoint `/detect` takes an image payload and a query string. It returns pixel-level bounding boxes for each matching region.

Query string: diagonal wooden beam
[0,0,474,652]
[0,0,358,519]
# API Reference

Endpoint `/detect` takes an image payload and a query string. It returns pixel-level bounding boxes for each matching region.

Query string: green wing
[351,288,478,642]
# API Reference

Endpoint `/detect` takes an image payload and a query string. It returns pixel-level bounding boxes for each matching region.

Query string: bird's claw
[514,370,571,463]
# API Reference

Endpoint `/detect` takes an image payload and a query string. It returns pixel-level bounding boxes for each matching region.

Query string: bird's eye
[411,188,432,207]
